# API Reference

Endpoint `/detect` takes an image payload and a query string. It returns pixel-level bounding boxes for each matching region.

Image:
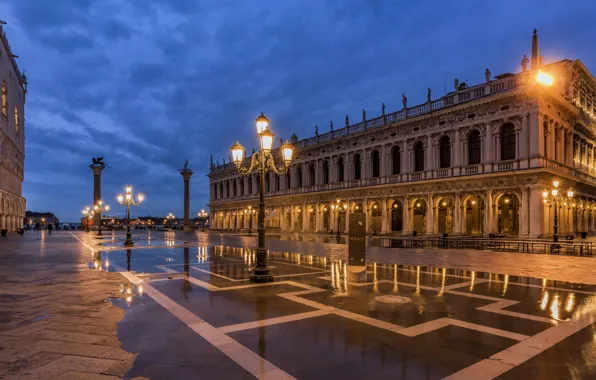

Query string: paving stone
[31,330,106,344]
[50,371,121,380]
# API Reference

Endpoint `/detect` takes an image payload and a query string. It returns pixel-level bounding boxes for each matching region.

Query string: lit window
[14,105,19,133]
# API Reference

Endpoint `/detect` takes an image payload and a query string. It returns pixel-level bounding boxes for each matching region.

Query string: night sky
[2,0,595,222]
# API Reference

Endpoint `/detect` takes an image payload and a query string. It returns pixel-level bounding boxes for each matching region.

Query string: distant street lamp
[331,199,347,238]
[198,209,208,228]
[542,180,574,242]
[117,185,144,246]
[166,213,176,229]
[93,200,110,238]
[230,112,294,283]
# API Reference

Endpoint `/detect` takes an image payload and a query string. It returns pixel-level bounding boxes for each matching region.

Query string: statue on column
[91,157,105,167]
[183,160,189,170]
[485,68,491,83]
[402,93,407,108]
[521,55,529,72]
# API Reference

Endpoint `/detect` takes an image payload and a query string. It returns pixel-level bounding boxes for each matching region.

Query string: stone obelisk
[90,158,106,230]
[179,160,194,231]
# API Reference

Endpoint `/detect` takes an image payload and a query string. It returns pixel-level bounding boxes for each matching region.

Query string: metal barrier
[373,236,595,257]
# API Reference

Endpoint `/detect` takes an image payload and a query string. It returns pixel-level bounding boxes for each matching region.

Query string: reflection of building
[208,31,596,238]
[0,24,27,232]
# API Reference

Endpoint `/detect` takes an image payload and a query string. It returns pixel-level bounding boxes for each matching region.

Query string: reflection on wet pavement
[84,240,596,379]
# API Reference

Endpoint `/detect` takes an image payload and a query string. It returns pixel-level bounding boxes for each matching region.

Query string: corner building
[208,31,596,238]
[0,25,27,232]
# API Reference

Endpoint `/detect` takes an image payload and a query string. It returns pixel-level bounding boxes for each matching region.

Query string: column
[90,163,105,229]
[290,207,295,232]
[453,195,462,234]
[427,194,434,234]
[344,208,350,234]
[315,203,320,232]
[380,198,388,234]
[302,203,308,232]
[484,123,493,164]
[180,169,194,231]
[453,130,461,168]
[0,215,6,231]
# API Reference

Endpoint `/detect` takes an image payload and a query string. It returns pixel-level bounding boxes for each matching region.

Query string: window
[323,160,329,184]
[439,136,451,168]
[500,123,516,161]
[468,130,481,165]
[14,106,19,133]
[371,150,380,177]
[308,163,315,185]
[265,175,270,192]
[297,166,303,187]
[392,146,401,175]
[353,154,361,180]
[240,180,244,196]
[337,158,345,182]
[414,141,425,172]
[226,182,230,198]
[287,168,292,188]
[1,82,6,117]
[248,177,253,194]
[220,183,224,198]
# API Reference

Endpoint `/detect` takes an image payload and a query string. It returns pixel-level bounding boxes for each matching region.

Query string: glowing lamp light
[137,193,144,203]
[117,194,124,203]
[553,181,560,188]
[255,112,269,134]
[280,140,294,164]
[504,198,510,204]
[552,189,558,196]
[230,141,245,166]
[536,70,554,86]
[259,129,274,151]
[567,189,574,198]
[126,185,132,194]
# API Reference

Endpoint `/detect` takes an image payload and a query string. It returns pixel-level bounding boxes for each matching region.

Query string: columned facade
[208,37,596,238]
[0,25,26,232]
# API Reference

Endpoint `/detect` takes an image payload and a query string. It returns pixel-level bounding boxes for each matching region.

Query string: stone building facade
[0,25,27,232]
[208,31,596,238]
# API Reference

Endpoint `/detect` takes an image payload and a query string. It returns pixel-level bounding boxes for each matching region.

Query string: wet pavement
[2,230,596,379]
[82,231,596,379]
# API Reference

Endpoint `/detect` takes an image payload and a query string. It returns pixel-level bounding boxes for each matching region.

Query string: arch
[296,166,303,187]
[225,181,230,198]
[322,160,329,184]
[412,198,427,233]
[391,146,401,175]
[500,123,516,161]
[414,141,425,172]
[320,204,330,231]
[435,196,454,234]
[264,175,270,193]
[371,150,380,178]
[390,199,403,232]
[1,81,6,117]
[353,154,362,180]
[240,179,245,196]
[352,202,363,213]
[369,200,382,233]
[468,129,481,165]
[497,192,519,235]
[247,177,253,194]
[439,136,451,168]
[306,204,316,230]
[294,206,303,231]
[337,157,345,182]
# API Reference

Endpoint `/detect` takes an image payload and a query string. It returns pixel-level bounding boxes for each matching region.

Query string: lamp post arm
[265,151,290,175]
[237,153,261,175]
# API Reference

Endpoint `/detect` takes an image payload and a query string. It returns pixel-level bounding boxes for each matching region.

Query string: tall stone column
[0,215,5,231]
[179,167,194,231]
[380,198,388,234]
[90,162,105,229]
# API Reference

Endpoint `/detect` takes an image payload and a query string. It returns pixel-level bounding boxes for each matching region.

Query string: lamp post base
[553,234,559,242]
[250,267,274,283]
[124,239,134,247]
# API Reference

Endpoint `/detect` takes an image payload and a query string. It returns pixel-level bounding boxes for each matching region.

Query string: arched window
[337,158,345,182]
[219,183,224,198]
[439,136,451,168]
[265,175,270,193]
[274,174,279,191]
[353,153,361,180]
[213,184,217,199]
[14,106,19,133]
[240,179,244,196]
[414,141,425,172]
[226,181,230,198]
[232,180,237,197]
[297,166,303,187]
[323,160,329,184]
[392,146,401,175]
[501,123,516,160]
[1,82,6,117]
[308,163,315,185]
[287,168,292,188]
[371,150,380,177]
[468,130,481,165]
[248,177,253,194]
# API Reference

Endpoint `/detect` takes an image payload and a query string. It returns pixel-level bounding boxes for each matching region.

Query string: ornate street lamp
[330,199,347,238]
[166,213,176,229]
[117,185,144,246]
[93,200,110,238]
[230,112,294,282]
[82,206,92,232]
[542,180,574,242]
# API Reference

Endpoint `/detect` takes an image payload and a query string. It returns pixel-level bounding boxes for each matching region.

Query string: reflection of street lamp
[93,200,110,237]
[542,180,574,242]
[41,217,46,230]
[117,185,144,246]
[331,199,346,237]
[230,112,294,283]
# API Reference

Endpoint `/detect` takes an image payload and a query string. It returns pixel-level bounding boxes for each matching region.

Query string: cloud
[1,0,594,221]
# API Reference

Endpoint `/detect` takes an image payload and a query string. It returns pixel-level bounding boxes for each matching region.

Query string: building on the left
[0,23,27,232]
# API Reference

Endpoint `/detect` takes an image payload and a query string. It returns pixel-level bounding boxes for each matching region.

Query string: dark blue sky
[2,0,595,221]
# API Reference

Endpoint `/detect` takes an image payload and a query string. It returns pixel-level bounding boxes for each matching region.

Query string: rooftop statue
[427,88,431,103]
[485,68,491,83]
[402,93,407,108]
[381,103,385,116]
[345,115,349,127]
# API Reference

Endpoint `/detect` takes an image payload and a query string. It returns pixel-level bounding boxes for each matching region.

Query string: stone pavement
[0,232,139,380]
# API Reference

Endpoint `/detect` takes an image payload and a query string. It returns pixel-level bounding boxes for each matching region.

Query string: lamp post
[198,209,208,228]
[331,199,347,237]
[93,200,110,238]
[542,180,574,242]
[117,185,144,246]
[82,207,92,232]
[166,213,175,229]
[230,112,294,283]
